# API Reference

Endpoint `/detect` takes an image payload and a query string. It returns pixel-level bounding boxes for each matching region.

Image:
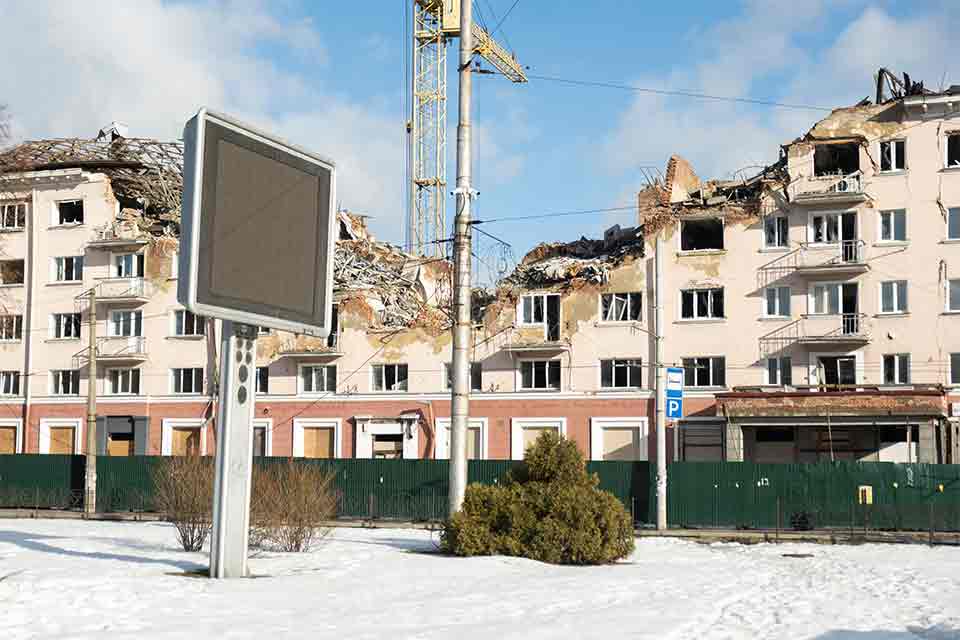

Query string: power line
[473,204,637,224]
[490,0,520,39]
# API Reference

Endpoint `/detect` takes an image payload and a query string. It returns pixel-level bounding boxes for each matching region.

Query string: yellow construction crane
[407,0,526,256]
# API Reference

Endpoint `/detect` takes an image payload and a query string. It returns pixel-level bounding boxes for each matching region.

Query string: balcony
[276,333,343,359]
[73,336,148,368]
[759,313,870,358]
[792,171,868,206]
[758,240,868,288]
[77,278,151,306]
[86,223,149,250]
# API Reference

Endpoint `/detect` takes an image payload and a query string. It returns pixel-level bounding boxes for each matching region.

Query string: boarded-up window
[602,427,641,461]
[49,427,76,454]
[107,432,134,457]
[522,426,558,451]
[171,427,201,456]
[303,427,335,459]
[0,426,16,454]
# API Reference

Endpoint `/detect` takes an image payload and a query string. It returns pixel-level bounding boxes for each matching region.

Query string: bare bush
[152,455,215,552]
[250,461,337,552]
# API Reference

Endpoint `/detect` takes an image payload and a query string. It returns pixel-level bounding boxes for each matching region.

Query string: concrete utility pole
[448,0,474,516]
[654,233,667,531]
[84,288,97,515]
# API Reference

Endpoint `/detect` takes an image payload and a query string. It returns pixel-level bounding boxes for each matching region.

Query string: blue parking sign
[665,367,684,418]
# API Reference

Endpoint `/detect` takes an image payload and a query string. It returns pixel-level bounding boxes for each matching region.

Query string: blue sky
[2,1,958,274]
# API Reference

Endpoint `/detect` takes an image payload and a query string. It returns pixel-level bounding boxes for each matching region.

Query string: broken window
[327,305,339,348]
[763,215,788,248]
[764,286,791,317]
[879,140,906,172]
[0,260,24,285]
[0,203,25,230]
[115,253,145,278]
[682,356,725,388]
[171,367,204,394]
[53,256,83,282]
[766,357,792,386]
[880,280,908,314]
[680,218,724,251]
[372,363,407,392]
[814,142,859,177]
[0,315,22,341]
[818,356,856,388]
[811,213,840,243]
[51,370,80,395]
[947,133,960,168]
[600,292,642,322]
[879,209,906,242]
[600,359,642,389]
[302,365,337,393]
[57,200,84,225]
[519,293,560,341]
[883,354,910,385]
[519,359,561,391]
[680,288,724,319]
[444,362,482,391]
[52,312,81,339]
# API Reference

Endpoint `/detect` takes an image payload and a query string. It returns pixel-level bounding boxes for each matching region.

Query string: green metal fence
[0,454,85,509]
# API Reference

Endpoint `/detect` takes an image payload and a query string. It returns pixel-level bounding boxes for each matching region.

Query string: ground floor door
[0,425,16,454]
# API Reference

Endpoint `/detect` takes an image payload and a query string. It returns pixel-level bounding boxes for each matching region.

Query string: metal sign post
[209,321,257,578]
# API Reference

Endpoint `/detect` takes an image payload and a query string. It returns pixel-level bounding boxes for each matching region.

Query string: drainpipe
[21,187,37,453]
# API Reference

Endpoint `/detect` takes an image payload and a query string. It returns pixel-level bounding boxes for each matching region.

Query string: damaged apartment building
[642,69,960,465]
[0,124,653,462]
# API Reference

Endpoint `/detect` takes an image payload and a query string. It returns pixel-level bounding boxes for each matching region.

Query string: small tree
[442,431,635,564]
[152,455,215,552]
[249,460,337,552]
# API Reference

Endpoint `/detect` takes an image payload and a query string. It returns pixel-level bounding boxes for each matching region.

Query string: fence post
[776,496,781,543]
[849,499,854,541]
[929,501,935,547]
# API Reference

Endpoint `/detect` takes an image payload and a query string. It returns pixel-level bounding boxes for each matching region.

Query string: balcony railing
[759,313,870,358]
[792,171,867,204]
[73,336,148,367]
[757,240,868,288]
[87,223,148,248]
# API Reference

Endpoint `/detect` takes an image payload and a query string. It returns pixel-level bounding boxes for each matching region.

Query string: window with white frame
[949,208,960,240]
[681,288,724,319]
[682,356,726,388]
[949,280,960,312]
[600,292,642,322]
[811,283,841,315]
[0,203,25,231]
[764,215,788,248]
[115,253,144,278]
[444,362,482,391]
[52,312,81,339]
[520,293,560,341]
[0,315,23,341]
[52,256,83,282]
[879,209,906,242]
[110,310,143,337]
[947,133,960,168]
[0,371,20,396]
[256,326,272,335]
[173,310,205,336]
[766,357,792,386]
[600,359,641,389]
[879,139,906,172]
[171,368,204,394]
[255,367,269,394]
[764,286,791,317]
[371,364,406,392]
[952,353,960,385]
[302,365,337,393]
[680,218,724,251]
[883,354,910,385]
[880,281,908,314]
[811,213,840,244]
[51,370,80,395]
[519,359,561,391]
[56,200,84,225]
[108,368,141,395]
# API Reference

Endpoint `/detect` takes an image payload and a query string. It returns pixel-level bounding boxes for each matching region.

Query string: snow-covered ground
[1,520,959,639]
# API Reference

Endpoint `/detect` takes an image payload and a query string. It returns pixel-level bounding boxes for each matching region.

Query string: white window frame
[109,309,144,337]
[879,280,908,315]
[763,286,791,318]
[0,371,20,396]
[947,279,960,313]
[252,418,272,457]
[878,209,907,243]
[950,353,960,386]
[517,358,562,391]
[293,418,343,458]
[299,363,338,394]
[53,199,84,227]
[807,349,864,387]
[882,354,910,385]
[255,366,269,395]
[807,211,857,246]
[107,367,141,395]
[765,356,792,386]
[443,362,482,392]
[518,292,560,327]
[170,367,204,395]
[0,202,26,231]
[161,418,206,456]
[370,363,408,393]
[682,356,726,388]
[113,252,145,278]
[50,369,80,396]
[39,418,82,454]
[808,282,843,316]
[510,417,566,461]
[0,418,23,453]
[763,214,789,249]
[679,287,724,320]
[171,309,205,337]
[0,315,23,342]
[589,417,648,462]
[945,132,960,169]
[948,208,960,241]
[599,358,643,390]
[50,312,81,340]
[51,256,83,283]
[435,417,488,460]
[878,139,906,173]
[599,292,642,323]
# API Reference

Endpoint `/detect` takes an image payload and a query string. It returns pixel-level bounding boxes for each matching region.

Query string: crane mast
[407,0,525,256]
